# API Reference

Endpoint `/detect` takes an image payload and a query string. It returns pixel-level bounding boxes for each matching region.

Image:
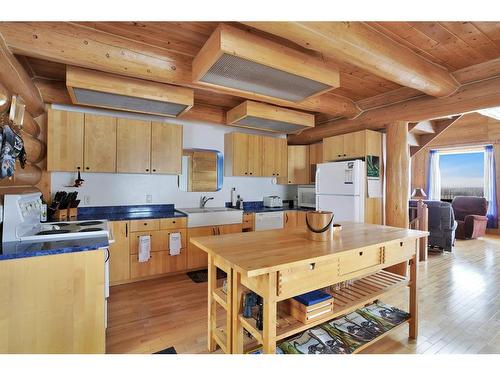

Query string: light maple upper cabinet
[151,122,183,174]
[47,108,84,172]
[309,142,323,184]
[224,132,262,176]
[116,118,152,174]
[84,114,117,173]
[279,145,310,185]
[262,137,287,177]
[323,130,367,162]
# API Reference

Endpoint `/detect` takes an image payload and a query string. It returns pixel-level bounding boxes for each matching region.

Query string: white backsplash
[50,105,295,208]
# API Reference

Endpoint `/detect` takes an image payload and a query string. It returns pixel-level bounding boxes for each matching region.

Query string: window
[439,151,484,200]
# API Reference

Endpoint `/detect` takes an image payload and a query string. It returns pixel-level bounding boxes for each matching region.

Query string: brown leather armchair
[451,196,489,239]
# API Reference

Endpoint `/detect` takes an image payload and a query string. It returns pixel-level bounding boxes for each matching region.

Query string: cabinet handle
[244,172,248,175]
[143,223,147,226]
[152,169,156,172]
[77,166,81,170]
[309,263,316,270]
[249,172,253,175]
[272,173,275,176]
[146,169,150,172]
[288,180,291,183]
[344,154,346,157]
[277,173,280,176]
[172,220,176,224]
[85,167,90,170]
[285,213,288,223]
[212,227,215,235]
[125,223,128,237]
[359,251,364,256]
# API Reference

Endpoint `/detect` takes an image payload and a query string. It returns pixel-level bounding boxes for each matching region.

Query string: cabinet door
[247,134,262,176]
[296,211,307,227]
[217,223,243,235]
[261,136,276,177]
[109,221,130,284]
[130,251,168,278]
[284,211,297,229]
[287,146,310,184]
[274,138,288,177]
[84,114,117,173]
[116,118,151,173]
[343,131,366,159]
[230,132,249,176]
[47,108,84,172]
[323,135,344,161]
[151,122,183,174]
[187,226,215,269]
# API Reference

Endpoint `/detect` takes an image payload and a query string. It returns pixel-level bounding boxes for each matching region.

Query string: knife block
[53,208,78,221]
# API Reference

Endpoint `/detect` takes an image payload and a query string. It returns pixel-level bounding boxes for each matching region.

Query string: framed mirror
[178,149,223,192]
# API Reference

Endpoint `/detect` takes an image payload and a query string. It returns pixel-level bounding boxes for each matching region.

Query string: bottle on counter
[40,195,48,222]
[231,187,237,208]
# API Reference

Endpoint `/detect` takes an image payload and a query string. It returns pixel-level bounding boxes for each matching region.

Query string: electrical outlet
[146,194,152,203]
[83,195,90,205]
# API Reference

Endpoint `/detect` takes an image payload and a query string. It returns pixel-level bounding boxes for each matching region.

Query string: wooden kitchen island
[190,222,428,354]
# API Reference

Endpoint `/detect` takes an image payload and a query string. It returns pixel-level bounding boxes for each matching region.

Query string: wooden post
[409,240,419,339]
[231,271,244,354]
[262,272,277,354]
[207,254,217,352]
[385,121,410,276]
[417,200,428,261]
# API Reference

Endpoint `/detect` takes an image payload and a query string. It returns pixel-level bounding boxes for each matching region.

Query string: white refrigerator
[315,160,366,222]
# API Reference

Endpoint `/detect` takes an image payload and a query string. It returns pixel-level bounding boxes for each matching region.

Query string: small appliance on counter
[263,195,283,208]
[297,185,316,208]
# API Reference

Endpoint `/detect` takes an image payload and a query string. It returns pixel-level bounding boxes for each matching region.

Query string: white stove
[2,193,109,243]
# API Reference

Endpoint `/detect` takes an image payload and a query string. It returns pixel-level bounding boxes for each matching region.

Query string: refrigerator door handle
[315,166,320,194]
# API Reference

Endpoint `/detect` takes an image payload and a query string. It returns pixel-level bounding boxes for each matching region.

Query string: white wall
[50,105,295,208]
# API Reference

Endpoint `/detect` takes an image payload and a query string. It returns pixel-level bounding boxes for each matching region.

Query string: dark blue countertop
[228,200,315,214]
[0,236,109,261]
[76,204,187,222]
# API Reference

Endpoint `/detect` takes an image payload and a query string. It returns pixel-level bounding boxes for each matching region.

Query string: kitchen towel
[169,232,181,256]
[138,235,151,263]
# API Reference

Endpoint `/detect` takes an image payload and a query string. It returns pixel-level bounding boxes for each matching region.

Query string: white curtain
[484,145,498,228]
[427,150,441,201]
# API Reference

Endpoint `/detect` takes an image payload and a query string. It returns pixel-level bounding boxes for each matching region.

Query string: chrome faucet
[200,196,214,208]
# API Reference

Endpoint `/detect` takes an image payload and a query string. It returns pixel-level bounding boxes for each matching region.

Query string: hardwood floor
[106,236,500,354]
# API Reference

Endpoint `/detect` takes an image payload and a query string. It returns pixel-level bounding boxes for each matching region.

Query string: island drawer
[384,239,416,266]
[160,217,187,230]
[277,258,339,299]
[338,245,383,276]
[130,229,187,254]
[129,219,160,232]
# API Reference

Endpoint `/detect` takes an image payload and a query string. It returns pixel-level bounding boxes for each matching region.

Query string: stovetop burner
[78,228,103,232]
[78,221,104,226]
[36,229,72,235]
[52,222,70,227]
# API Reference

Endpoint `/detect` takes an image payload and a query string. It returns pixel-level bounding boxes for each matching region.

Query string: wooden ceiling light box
[227,101,315,134]
[193,24,340,103]
[66,66,194,117]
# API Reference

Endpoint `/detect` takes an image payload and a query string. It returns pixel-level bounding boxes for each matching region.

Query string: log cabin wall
[0,35,50,201]
[410,113,500,233]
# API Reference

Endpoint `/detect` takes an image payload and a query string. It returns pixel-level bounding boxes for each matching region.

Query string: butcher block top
[189,222,428,277]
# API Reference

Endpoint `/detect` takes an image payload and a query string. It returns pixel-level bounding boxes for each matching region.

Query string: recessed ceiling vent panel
[227,100,315,134]
[67,66,193,117]
[193,24,339,103]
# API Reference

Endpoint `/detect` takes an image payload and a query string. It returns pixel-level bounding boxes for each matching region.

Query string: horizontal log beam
[0,32,44,116]
[243,22,459,97]
[0,22,359,118]
[289,76,500,144]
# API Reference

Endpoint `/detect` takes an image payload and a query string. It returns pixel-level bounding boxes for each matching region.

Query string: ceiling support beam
[289,75,500,144]
[410,116,463,157]
[243,22,459,98]
[0,22,360,118]
[0,32,45,117]
[385,120,410,276]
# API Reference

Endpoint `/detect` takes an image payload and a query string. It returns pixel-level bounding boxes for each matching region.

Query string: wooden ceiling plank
[471,22,500,50]
[0,32,45,116]
[0,22,193,85]
[243,21,459,97]
[411,115,463,157]
[288,75,500,144]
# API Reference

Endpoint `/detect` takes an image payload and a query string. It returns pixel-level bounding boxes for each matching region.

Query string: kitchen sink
[178,207,243,228]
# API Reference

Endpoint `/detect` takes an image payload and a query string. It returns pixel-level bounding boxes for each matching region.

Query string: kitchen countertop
[0,236,109,261]
[243,206,315,214]
[75,204,187,222]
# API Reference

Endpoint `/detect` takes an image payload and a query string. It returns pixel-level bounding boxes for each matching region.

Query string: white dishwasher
[254,211,284,231]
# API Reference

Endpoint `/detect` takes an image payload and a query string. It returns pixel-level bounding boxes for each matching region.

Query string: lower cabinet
[187,223,242,269]
[284,210,297,229]
[109,221,130,284]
